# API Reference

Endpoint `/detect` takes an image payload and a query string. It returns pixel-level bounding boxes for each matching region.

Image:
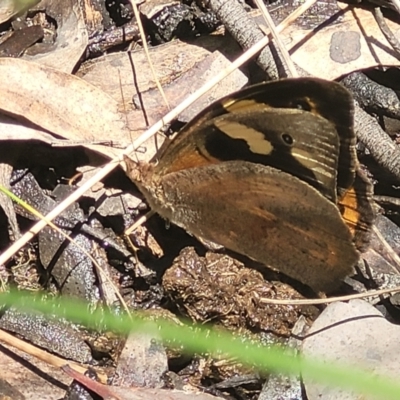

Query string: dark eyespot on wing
[282,133,294,146]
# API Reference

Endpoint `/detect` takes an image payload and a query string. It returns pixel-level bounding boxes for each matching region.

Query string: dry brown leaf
[79,37,246,149]
[286,4,400,79]
[78,37,229,125]
[0,0,40,24]
[130,50,248,127]
[0,58,130,159]
[23,0,88,73]
[80,39,212,102]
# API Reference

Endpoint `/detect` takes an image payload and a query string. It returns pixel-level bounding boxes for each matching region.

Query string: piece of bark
[0,163,20,241]
[354,101,400,181]
[342,72,400,118]
[0,309,92,364]
[0,25,44,57]
[208,0,284,80]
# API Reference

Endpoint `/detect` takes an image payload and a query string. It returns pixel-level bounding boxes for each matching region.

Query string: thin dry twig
[372,225,400,273]
[374,195,400,207]
[373,7,400,57]
[128,0,170,109]
[390,0,400,14]
[259,285,400,305]
[255,0,298,77]
[125,210,155,236]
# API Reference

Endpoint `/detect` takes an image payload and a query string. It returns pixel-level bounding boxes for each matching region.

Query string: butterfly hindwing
[138,161,358,293]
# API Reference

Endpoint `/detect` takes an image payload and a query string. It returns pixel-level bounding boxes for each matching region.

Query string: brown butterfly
[125,78,374,293]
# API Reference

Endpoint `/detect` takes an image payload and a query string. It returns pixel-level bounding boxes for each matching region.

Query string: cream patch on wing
[290,147,336,179]
[221,99,263,112]
[214,120,273,155]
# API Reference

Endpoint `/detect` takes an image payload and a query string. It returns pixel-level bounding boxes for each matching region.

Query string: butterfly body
[126,78,375,293]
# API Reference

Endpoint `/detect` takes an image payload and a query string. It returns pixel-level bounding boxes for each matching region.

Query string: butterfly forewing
[155,106,340,202]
